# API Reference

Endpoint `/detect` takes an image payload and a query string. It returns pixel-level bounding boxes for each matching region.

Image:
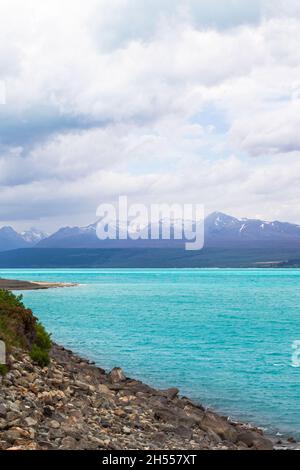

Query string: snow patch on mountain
[21,228,48,244]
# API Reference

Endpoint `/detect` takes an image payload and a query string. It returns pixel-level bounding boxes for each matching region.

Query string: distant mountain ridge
[0,227,29,252]
[1,212,300,252]
[204,212,300,246]
[21,228,48,245]
[0,227,47,252]
[34,212,300,249]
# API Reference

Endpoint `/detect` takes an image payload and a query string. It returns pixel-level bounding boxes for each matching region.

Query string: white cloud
[0,0,300,229]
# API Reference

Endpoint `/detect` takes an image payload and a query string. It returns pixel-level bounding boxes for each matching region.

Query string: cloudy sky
[1,0,300,231]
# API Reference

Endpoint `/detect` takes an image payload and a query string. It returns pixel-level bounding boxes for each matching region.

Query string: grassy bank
[0,289,51,371]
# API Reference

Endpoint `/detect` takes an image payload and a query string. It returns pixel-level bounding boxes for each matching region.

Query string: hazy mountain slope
[0,227,30,252]
[36,212,300,249]
[21,228,48,245]
[205,212,300,246]
[1,211,300,252]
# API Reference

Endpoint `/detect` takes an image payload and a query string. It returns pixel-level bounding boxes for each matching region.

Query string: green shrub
[35,322,52,350]
[0,364,8,376]
[0,289,52,368]
[30,322,51,367]
[0,294,36,350]
[0,289,24,309]
[30,345,50,368]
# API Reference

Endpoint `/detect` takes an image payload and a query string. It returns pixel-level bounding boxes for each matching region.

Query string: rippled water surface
[2,268,300,437]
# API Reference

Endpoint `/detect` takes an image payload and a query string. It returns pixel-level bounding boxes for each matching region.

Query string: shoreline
[0,342,296,450]
[0,278,77,290]
[54,345,298,451]
[0,277,297,450]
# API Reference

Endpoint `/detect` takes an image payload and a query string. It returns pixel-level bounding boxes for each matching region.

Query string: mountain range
[1,212,300,252]
[0,227,47,252]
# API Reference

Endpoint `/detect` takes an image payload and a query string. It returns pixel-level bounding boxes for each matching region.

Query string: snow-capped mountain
[0,227,30,252]
[21,228,48,245]
[36,223,102,249]
[0,227,47,252]
[205,212,300,245]
[35,212,300,249]
[36,220,188,248]
[1,212,300,252]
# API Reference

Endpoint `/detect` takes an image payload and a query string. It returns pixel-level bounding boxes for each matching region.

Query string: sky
[1,0,300,232]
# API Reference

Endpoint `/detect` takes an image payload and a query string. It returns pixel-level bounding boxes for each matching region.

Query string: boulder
[60,436,78,450]
[237,431,273,450]
[154,406,196,428]
[108,368,127,384]
[253,436,273,450]
[161,388,179,400]
[24,417,37,427]
[199,412,238,443]
[0,404,7,419]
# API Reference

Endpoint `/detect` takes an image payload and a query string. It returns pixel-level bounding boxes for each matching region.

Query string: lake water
[2,268,300,438]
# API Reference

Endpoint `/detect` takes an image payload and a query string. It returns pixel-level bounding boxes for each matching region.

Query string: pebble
[0,343,279,451]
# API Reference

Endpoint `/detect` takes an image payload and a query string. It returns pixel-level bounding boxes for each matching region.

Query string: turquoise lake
[1,268,300,438]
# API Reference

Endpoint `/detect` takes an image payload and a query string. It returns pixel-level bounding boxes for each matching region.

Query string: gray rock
[0,404,7,418]
[6,411,21,422]
[200,412,238,443]
[123,426,131,434]
[60,436,78,449]
[109,368,127,384]
[0,343,280,451]
[253,437,274,450]
[49,420,60,429]
[161,388,179,400]
[237,431,273,450]
[154,406,196,428]
[173,425,193,440]
[24,417,38,427]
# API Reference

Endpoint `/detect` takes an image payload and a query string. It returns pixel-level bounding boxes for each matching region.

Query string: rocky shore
[0,343,280,451]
